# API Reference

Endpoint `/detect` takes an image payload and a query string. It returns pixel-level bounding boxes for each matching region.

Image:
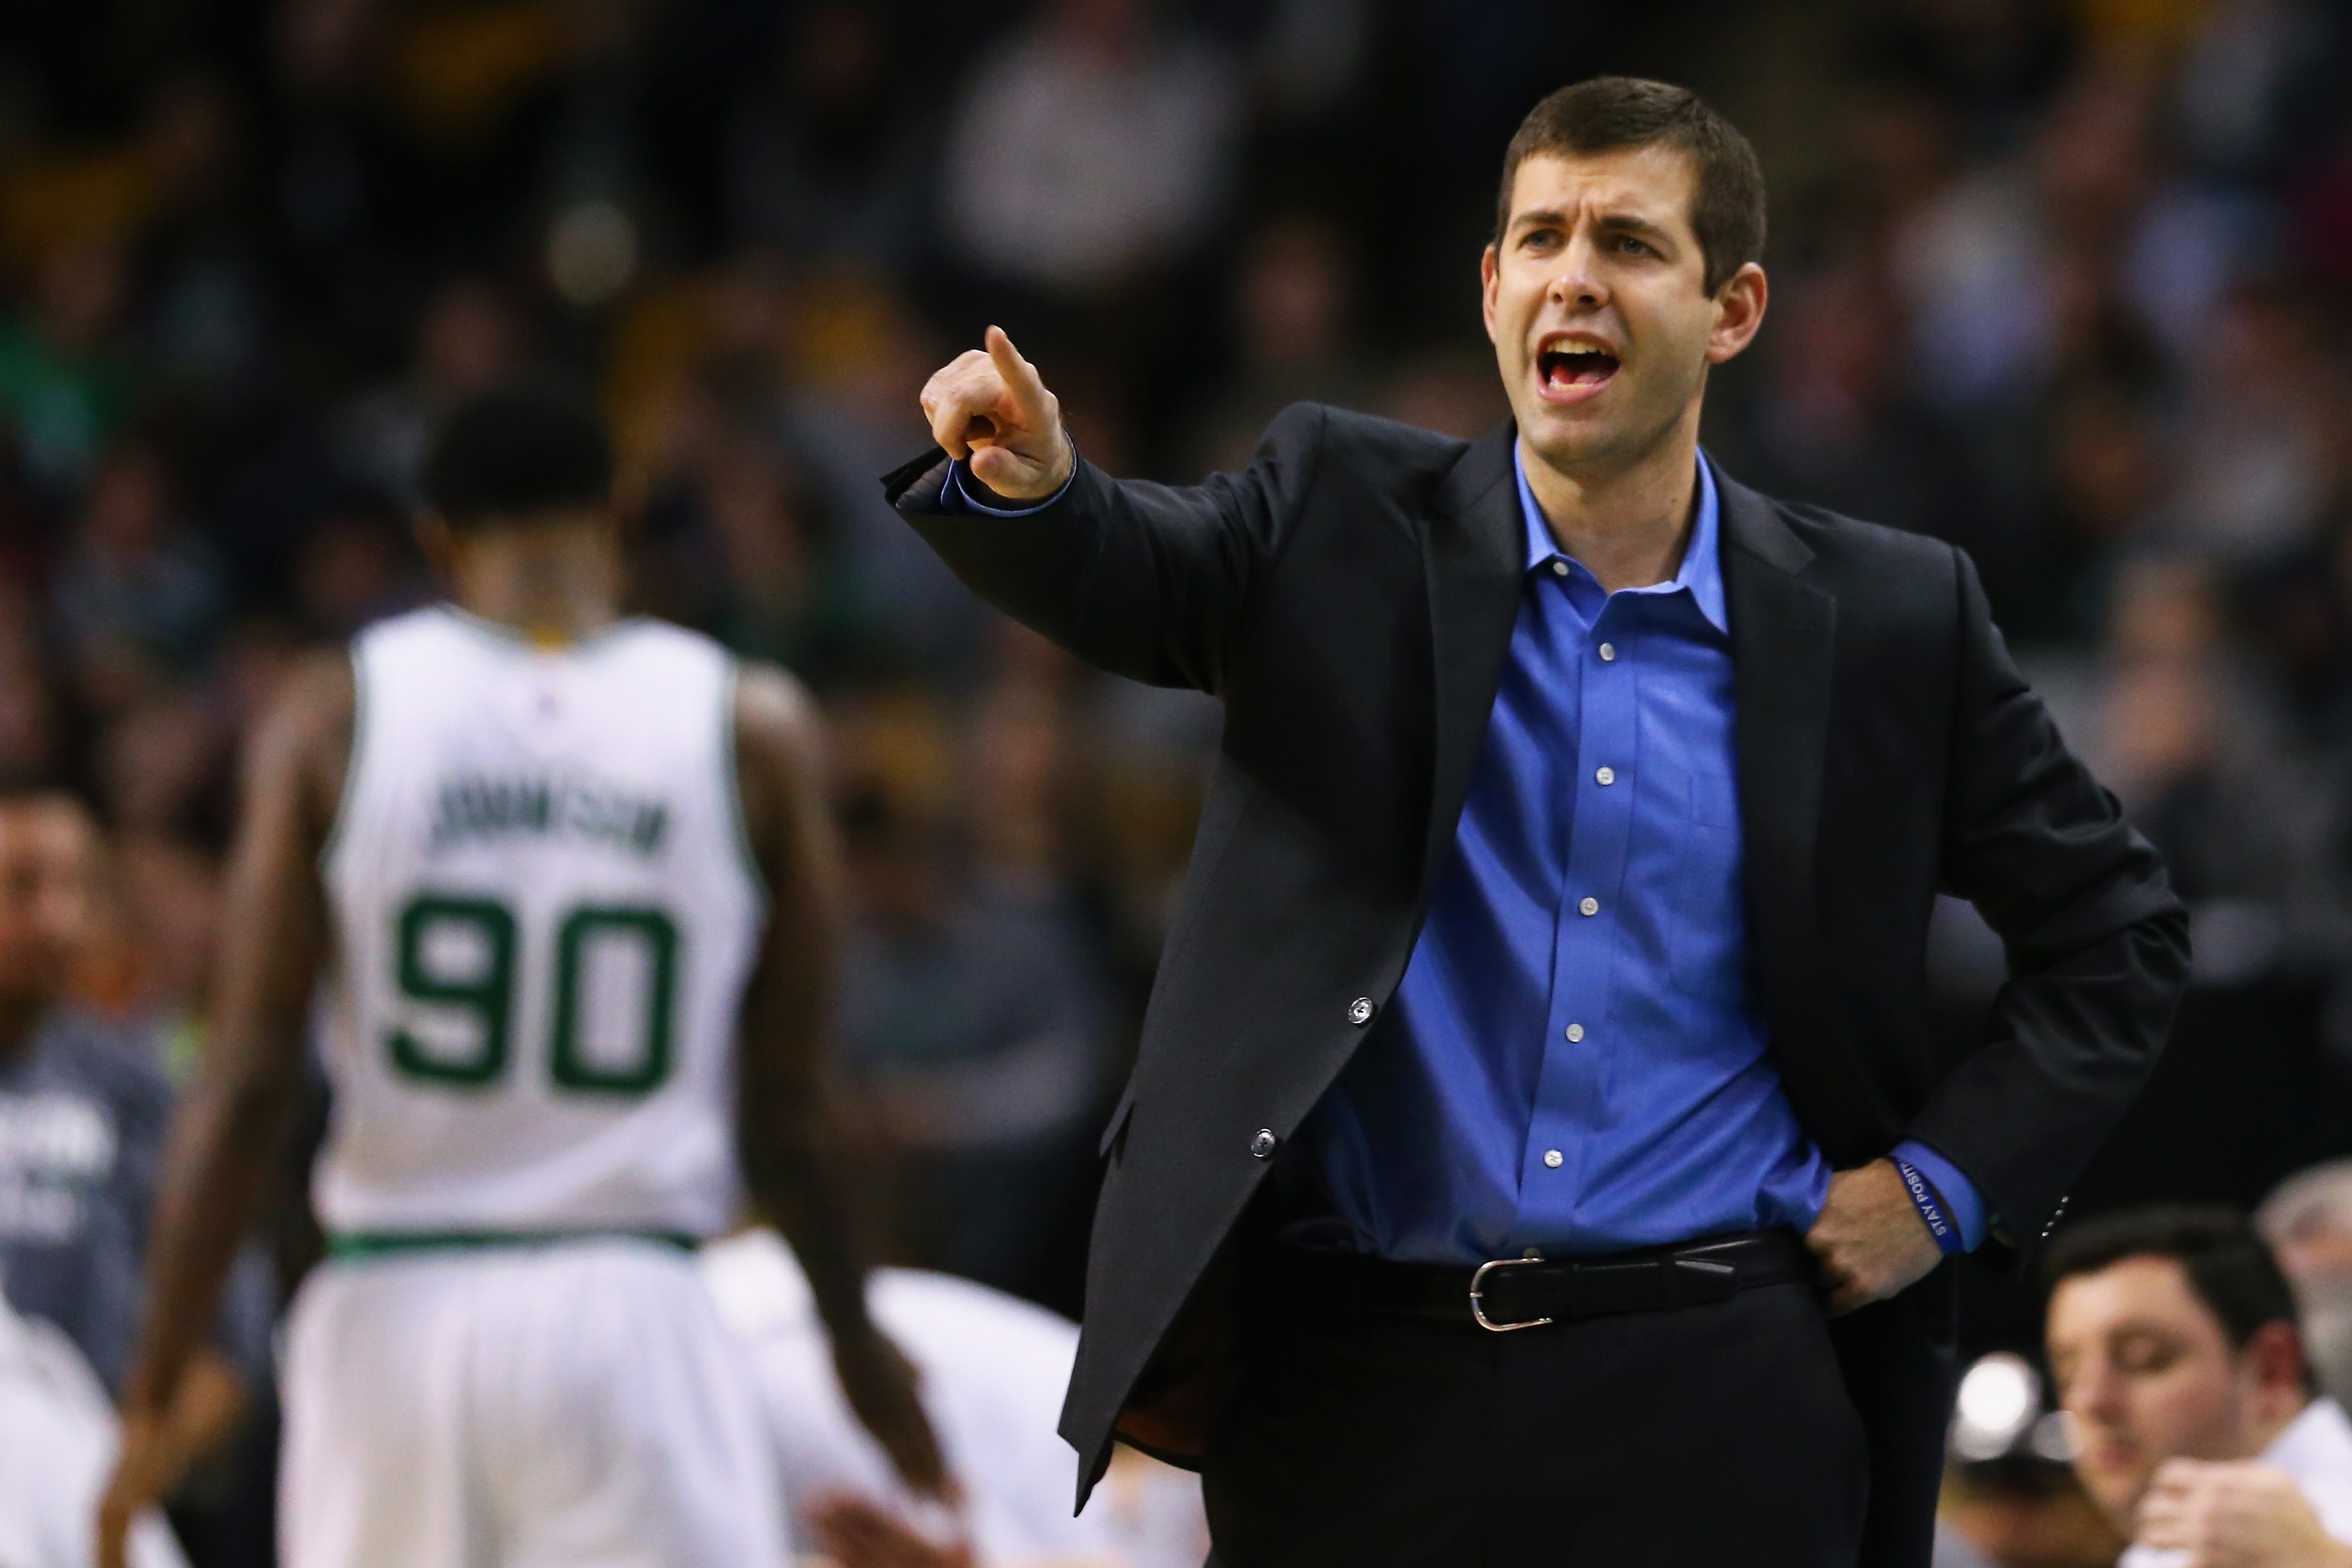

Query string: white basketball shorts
[279,1237,786,1568]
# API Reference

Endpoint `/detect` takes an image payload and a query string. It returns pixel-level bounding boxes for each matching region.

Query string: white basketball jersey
[315,606,765,1239]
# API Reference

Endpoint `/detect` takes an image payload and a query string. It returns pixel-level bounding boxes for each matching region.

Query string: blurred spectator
[2261,1161,2352,1412]
[1889,56,2217,417]
[136,74,269,408]
[49,445,226,714]
[1710,259,1997,584]
[1185,212,1376,477]
[1853,0,2078,148]
[0,241,133,506]
[2046,1207,2352,1565]
[728,5,927,274]
[0,794,263,1477]
[777,282,989,682]
[2166,285,2349,565]
[328,277,523,514]
[292,498,423,641]
[2028,376,2167,641]
[695,431,855,673]
[0,590,60,786]
[938,0,1239,301]
[832,686,1112,1299]
[2092,559,2352,985]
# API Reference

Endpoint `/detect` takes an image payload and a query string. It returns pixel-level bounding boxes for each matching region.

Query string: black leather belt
[1277,1229,1815,1332]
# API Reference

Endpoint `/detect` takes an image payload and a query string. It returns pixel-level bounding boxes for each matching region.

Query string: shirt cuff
[1891,1138,1989,1252]
[940,453,1076,516]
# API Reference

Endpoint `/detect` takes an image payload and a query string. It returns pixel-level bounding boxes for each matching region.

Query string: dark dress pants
[1200,1274,1873,1568]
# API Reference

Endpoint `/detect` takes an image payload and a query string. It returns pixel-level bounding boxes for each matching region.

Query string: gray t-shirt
[0,1007,268,1394]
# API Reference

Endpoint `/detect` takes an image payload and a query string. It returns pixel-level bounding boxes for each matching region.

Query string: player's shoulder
[728,655,820,756]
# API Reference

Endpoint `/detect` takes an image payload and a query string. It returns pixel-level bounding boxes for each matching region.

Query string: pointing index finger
[985,325,1048,423]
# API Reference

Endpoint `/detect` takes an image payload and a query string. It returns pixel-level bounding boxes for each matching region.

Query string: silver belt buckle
[1469,1255,1554,1332]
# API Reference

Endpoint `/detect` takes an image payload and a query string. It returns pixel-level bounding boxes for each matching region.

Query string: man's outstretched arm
[901,327,1325,695]
[100,655,351,1567]
[732,662,949,1498]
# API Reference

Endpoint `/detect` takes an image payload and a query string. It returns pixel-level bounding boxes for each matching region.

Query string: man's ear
[2246,1319,2310,1399]
[1480,243,1501,343]
[1706,262,1769,365]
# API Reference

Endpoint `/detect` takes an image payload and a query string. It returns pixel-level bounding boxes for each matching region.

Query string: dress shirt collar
[1515,446,1728,635]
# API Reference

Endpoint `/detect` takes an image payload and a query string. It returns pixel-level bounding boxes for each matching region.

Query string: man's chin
[1516,413,1625,476]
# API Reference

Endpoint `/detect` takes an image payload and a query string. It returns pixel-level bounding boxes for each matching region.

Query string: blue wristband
[1894,1157,1963,1256]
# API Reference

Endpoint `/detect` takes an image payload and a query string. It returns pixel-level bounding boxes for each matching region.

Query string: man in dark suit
[886,77,2190,1567]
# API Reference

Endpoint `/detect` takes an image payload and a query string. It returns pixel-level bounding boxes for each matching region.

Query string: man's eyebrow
[1508,209,1680,245]
[1592,212,1678,244]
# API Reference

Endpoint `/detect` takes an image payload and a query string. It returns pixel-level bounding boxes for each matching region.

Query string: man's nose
[2066,1362,2122,1423]
[1548,233,1608,310]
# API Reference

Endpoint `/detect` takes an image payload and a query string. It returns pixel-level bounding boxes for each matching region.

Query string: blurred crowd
[2,0,2352,1563]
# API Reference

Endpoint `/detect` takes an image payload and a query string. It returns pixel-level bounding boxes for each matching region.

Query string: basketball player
[96,385,945,1566]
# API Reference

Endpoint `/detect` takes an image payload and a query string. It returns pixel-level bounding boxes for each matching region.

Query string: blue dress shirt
[1280,451,1984,1263]
[941,448,1985,1263]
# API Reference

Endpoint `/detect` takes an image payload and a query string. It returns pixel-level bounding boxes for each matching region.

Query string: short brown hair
[2046,1206,2307,1368]
[1494,77,1767,296]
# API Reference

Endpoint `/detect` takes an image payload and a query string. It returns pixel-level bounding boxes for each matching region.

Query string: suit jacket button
[1250,1129,1278,1160]
[1348,996,1376,1026]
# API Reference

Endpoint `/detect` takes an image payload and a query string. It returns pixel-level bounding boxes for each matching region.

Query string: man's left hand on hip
[1806,1158,1946,1315]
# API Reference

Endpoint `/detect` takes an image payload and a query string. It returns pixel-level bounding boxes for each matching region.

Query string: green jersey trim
[325,1228,700,1260]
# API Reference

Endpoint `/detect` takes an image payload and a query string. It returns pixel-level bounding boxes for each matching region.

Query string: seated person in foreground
[2047,1206,2352,1566]
[0,1285,185,1568]
[701,1226,1207,1568]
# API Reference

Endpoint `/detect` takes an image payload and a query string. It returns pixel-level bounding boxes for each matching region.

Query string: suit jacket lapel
[1420,423,1526,893]
[1718,466,1878,1152]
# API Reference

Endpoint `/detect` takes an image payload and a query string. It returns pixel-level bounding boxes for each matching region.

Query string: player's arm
[732,662,949,1498]
[99,655,352,1568]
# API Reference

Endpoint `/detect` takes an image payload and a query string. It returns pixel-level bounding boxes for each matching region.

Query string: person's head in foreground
[2262,1161,2352,1408]
[1480,74,1767,488]
[2045,1205,2352,1564]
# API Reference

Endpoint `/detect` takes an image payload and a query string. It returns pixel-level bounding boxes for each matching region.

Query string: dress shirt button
[1550,560,1569,578]
[1594,766,1615,786]
[1250,1129,1278,1160]
[1544,1149,1564,1168]
[1348,996,1376,1026]
[1565,1022,1584,1043]
[1578,896,1599,917]
[1598,642,1617,662]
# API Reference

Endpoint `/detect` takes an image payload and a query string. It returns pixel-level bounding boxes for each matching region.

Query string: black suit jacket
[887,405,2190,1508]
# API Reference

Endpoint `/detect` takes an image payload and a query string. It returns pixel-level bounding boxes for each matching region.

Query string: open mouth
[1537,343,1621,397]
